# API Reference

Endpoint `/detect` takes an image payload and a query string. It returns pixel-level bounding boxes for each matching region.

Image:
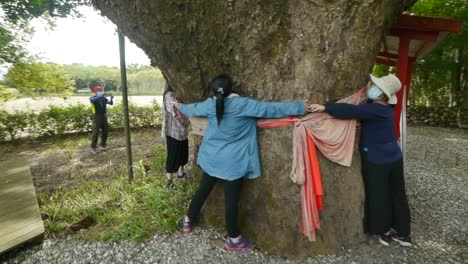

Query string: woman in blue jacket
[175,73,311,250]
[310,74,411,247]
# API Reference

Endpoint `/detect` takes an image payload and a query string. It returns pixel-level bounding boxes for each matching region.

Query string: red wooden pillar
[405,64,413,107]
[394,37,410,139]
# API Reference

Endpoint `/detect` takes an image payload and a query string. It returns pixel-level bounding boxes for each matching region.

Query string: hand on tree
[304,100,313,113]
[310,104,325,112]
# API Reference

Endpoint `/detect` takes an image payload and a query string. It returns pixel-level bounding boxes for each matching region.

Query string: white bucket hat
[369,74,402,104]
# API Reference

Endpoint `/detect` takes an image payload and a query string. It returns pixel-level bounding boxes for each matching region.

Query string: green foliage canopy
[1,0,84,24]
[5,62,75,95]
[0,26,27,64]
[409,0,467,108]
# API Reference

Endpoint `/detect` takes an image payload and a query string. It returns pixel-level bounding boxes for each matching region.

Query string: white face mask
[97,91,104,97]
[366,84,383,100]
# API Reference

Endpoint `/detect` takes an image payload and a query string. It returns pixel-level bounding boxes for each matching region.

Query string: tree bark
[92,0,417,258]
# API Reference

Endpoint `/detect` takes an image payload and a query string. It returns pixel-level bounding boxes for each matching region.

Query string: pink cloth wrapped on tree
[257,87,367,241]
[188,88,367,241]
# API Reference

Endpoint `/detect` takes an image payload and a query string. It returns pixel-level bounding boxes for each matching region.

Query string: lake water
[0,96,163,113]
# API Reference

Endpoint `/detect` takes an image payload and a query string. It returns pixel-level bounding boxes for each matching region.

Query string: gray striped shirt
[163,91,189,141]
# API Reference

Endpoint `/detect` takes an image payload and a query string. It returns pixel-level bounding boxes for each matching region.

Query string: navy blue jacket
[325,102,402,165]
[90,95,113,115]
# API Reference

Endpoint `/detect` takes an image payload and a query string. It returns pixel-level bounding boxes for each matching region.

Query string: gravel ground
[1,126,467,264]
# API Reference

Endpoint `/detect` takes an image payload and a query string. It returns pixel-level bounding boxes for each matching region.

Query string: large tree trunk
[92,0,417,258]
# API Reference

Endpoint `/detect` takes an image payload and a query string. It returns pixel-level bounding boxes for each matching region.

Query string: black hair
[211,73,233,125]
[163,83,174,112]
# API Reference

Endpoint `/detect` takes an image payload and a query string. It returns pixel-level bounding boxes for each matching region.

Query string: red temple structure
[376,14,463,139]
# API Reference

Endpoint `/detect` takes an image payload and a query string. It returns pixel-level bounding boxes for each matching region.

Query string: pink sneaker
[224,235,253,251]
[182,216,192,233]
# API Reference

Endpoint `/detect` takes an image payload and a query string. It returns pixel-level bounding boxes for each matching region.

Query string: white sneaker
[392,236,412,247]
[100,146,110,151]
[91,148,98,154]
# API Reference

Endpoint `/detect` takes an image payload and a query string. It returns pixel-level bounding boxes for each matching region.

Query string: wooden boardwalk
[0,158,44,254]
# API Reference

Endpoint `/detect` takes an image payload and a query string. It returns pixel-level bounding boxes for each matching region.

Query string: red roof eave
[394,14,464,33]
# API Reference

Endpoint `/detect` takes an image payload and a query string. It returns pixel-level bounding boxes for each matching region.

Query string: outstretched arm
[310,103,387,120]
[89,95,103,103]
[242,98,308,118]
[176,99,211,117]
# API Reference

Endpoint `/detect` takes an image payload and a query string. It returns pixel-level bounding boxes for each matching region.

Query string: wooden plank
[0,220,44,244]
[0,159,30,171]
[1,176,32,188]
[0,185,37,208]
[0,206,43,233]
[0,158,44,254]
[0,171,36,197]
[0,180,34,197]
[0,183,35,195]
[0,172,33,186]
[0,169,29,182]
[0,166,30,179]
[0,225,44,254]
[0,212,43,231]
[0,198,38,215]
[0,204,40,223]
[0,178,36,194]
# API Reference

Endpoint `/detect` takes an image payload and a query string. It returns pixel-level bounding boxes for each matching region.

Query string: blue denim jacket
[180,96,304,180]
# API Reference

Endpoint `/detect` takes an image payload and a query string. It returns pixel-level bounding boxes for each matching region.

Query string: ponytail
[215,89,224,125]
[211,73,233,126]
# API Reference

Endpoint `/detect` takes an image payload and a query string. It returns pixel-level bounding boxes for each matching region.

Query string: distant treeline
[63,64,166,93]
[1,63,166,96]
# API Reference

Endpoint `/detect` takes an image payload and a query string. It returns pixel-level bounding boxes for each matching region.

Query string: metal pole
[118,28,133,182]
[401,84,407,173]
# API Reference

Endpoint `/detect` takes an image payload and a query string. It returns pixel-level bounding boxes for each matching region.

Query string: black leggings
[187,172,243,238]
[165,136,188,173]
[91,114,109,148]
[361,156,411,237]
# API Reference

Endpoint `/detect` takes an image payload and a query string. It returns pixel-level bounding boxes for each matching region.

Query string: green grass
[35,136,198,242]
[39,166,198,241]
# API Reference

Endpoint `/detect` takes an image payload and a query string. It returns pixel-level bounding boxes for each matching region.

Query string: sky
[26,6,151,67]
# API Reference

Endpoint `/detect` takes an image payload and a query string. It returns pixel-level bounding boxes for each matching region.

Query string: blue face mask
[97,91,104,97]
[366,85,383,100]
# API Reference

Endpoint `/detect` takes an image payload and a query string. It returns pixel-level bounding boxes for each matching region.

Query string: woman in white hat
[310,74,412,247]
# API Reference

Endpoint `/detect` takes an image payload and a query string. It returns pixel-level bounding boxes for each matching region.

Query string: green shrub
[0,101,163,141]
[0,109,28,140]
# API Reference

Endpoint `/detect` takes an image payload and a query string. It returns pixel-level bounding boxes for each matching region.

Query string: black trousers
[91,114,109,148]
[187,172,243,238]
[165,136,188,173]
[361,155,411,237]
